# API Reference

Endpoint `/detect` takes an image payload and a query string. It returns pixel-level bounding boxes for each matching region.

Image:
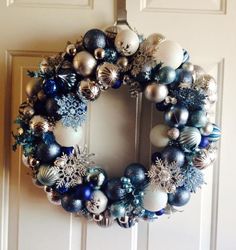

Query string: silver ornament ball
[194,74,217,95]
[144,83,168,103]
[94,48,105,60]
[182,62,194,72]
[117,57,129,69]
[86,190,108,215]
[29,115,49,134]
[78,79,101,101]
[167,127,180,140]
[37,165,59,186]
[66,43,77,56]
[147,33,166,46]
[26,78,43,97]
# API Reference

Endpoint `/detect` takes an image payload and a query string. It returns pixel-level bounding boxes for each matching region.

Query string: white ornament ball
[86,190,108,214]
[53,120,83,147]
[142,185,168,212]
[115,29,140,56]
[154,40,183,69]
[150,124,170,148]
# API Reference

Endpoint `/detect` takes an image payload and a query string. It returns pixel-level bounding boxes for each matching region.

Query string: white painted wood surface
[0,0,235,250]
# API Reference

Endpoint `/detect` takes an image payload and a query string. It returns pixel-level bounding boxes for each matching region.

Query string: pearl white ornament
[115,29,140,56]
[142,185,168,212]
[144,83,168,103]
[154,40,183,69]
[150,124,170,149]
[86,190,108,214]
[53,120,83,147]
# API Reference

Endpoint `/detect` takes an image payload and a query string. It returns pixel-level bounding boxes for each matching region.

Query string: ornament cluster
[13,25,221,229]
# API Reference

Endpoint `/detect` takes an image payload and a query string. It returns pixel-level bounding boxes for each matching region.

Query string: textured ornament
[37,165,59,186]
[164,105,189,128]
[168,187,191,207]
[124,163,147,187]
[150,124,170,148]
[86,166,107,189]
[162,146,185,168]
[83,29,106,52]
[77,79,101,101]
[86,190,108,214]
[192,148,213,169]
[194,74,217,95]
[61,193,83,212]
[105,178,127,201]
[145,83,168,103]
[29,115,49,134]
[179,126,201,152]
[115,29,140,56]
[207,124,221,142]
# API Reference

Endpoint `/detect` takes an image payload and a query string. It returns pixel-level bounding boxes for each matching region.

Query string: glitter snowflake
[56,94,87,129]
[181,165,205,193]
[53,146,94,188]
[147,158,184,193]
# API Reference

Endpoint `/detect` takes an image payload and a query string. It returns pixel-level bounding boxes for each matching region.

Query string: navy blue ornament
[161,146,185,168]
[45,98,60,118]
[158,66,176,84]
[124,163,147,187]
[104,48,118,63]
[36,142,61,164]
[134,63,152,83]
[164,105,189,128]
[83,29,106,52]
[168,187,191,207]
[156,208,165,216]
[43,79,58,97]
[178,69,193,84]
[34,100,47,116]
[61,146,74,155]
[151,152,162,163]
[73,184,92,201]
[105,178,127,201]
[155,101,172,112]
[112,79,122,89]
[61,193,83,212]
[199,136,209,149]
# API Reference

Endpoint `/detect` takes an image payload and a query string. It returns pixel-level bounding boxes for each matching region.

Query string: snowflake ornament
[56,94,87,129]
[53,146,94,188]
[147,158,184,193]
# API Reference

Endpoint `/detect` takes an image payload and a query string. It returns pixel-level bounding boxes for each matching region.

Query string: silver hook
[114,0,132,30]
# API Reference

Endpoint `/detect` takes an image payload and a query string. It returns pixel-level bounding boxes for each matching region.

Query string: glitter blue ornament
[43,79,58,97]
[189,110,207,128]
[207,124,221,142]
[83,29,106,52]
[110,203,126,218]
[36,142,61,164]
[158,66,176,84]
[105,178,127,201]
[104,48,118,63]
[161,146,185,168]
[124,163,147,187]
[168,186,191,206]
[61,193,83,212]
[178,69,193,84]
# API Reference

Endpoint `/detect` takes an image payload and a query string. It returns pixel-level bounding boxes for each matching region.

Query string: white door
[0,0,235,250]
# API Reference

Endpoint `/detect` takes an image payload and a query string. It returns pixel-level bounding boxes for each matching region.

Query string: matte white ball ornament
[154,40,183,69]
[150,124,170,148]
[115,29,140,56]
[53,120,83,147]
[142,185,168,212]
[86,190,108,214]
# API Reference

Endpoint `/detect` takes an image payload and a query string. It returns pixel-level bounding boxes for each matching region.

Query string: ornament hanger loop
[114,0,132,30]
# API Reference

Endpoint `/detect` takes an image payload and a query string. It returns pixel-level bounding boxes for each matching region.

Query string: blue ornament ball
[156,208,165,216]
[207,124,221,142]
[61,146,74,155]
[73,184,92,201]
[168,187,191,207]
[83,29,106,52]
[104,48,118,63]
[155,101,172,112]
[105,178,127,201]
[55,185,69,194]
[112,80,122,89]
[43,79,58,97]
[36,142,61,164]
[45,98,60,118]
[61,194,83,212]
[178,69,193,84]
[110,203,126,218]
[189,110,207,128]
[199,136,210,149]
[161,146,185,168]
[124,163,147,187]
[158,66,176,84]
[164,105,189,128]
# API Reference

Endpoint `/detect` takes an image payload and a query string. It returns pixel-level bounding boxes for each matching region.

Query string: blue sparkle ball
[168,187,191,207]
[199,136,209,148]
[61,193,83,212]
[124,163,147,187]
[179,69,193,84]
[43,79,58,97]
[104,48,118,63]
[158,66,176,84]
[73,184,92,201]
[105,178,127,201]
[83,29,106,52]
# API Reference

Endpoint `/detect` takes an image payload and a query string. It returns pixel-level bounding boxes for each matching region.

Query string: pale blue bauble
[158,66,176,84]
[110,203,126,218]
[179,126,201,151]
[189,110,208,128]
[207,124,221,142]
[168,187,190,206]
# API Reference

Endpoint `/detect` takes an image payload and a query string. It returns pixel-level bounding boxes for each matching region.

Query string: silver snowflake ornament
[147,158,184,193]
[53,145,94,189]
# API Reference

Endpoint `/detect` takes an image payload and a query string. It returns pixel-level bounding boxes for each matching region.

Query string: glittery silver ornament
[96,62,120,88]
[78,79,101,101]
[144,83,168,103]
[182,62,194,72]
[86,190,108,214]
[26,78,43,97]
[194,74,217,95]
[179,126,201,151]
[47,191,61,205]
[200,122,214,136]
[94,48,105,60]
[147,33,166,46]
[96,210,114,228]
[37,165,59,186]
[167,127,180,140]
[66,43,77,56]
[105,25,122,40]
[73,51,97,77]
[29,115,49,134]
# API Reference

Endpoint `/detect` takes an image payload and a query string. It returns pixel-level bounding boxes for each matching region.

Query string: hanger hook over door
[115,0,132,29]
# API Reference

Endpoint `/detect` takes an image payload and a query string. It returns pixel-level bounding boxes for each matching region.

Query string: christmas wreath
[13,25,221,228]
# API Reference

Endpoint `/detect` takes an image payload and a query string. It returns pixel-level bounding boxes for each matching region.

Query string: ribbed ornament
[207,124,221,142]
[192,149,212,170]
[37,165,59,186]
[179,126,201,151]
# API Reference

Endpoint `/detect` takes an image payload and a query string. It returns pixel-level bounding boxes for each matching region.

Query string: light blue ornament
[110,203,126,218]
[207,124,221,142]
[158,66,176,84]
[168,187,191,206]
[179,126,201,151]
[189,110,208,128]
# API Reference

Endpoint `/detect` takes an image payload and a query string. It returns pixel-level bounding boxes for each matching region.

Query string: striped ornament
[37,165,59,186]
[207,124,221,142]
[179,126,201,151]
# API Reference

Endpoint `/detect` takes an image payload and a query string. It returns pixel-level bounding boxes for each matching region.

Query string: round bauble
[115,29,139,56]
[168,187,190,206]
[147,33,166,46]
[29,115,49,134]
[26,78,43,97]
[66,43,77,56]
[189,110,208,128]
[158,66,176,84]
[194,74,217,95]
[61,194,83,212]
[43,79,58,97]
[73,51,97,77]
[36,142,61,164]
[77,79,101,101]
[182,62,194,72]
[105,178,127,201]
[37,165,59,186]
[73,184,92,201]
[144,83,168,103]
[110,203,126,218]
[200,122,214,136]
[124,163,147,187]
[154,40,183,69]
[150,124,170,148]
[116,57,129,70]
[53,120,83,147]
[142,185,168,212]
[37,90,47,102]
[94,48,105,60]
[161,146,185,168]
[207,124,221,142]
[86,166,107,189]
[86,190,108,214]
[179,126,201,151]
[167,127,180,140]
[199,136,210,149]
[47,191,61,205]
[192,149,212,169]
[164,105,189,127]
[83,29,106,52]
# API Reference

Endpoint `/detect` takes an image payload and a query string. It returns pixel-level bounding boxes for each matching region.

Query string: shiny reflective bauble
[182,62,194,72]
[83,29,106,52]
[29,115,49,134]
[150,124,170,148]
[124,163,147,187]
[26,78,43,97]
[47,191,61,205]
[167,127,180,140]
[199,136,210,149]
[22,105,35,118]
[164,105,189,127]
[207,124,221,142]
[189,110,208,128]
[168,187,191,207]
[194,74,217,95]
[96,210,114,228]
[115,29,140,56]
[105,25,122,40]
[66,43,77,56]
[37,165,59,186]
[36,142,61,164]
[147,33,166,46]
[200,122,214,136]
[96,62,120,88]
[178,69,193,84]
[154,40,183,69]
[53,120,83,147]
[158,66,176,84]
[78,79,101,101]
[105,178,127,201]
[179,126,201,151]
[94,48,105,60]
[144,83,168,103]
[142,185,168,212]
[61,193,83,212]
[117,57,129,69]
[192,149,212,169]
[37,90,47,102]
[73,51,97,77]
[73,184,92,201]
[117,216,137,228]
[161,146,185,168]
[43,79,58,97]
[192,65,205,82]
[86,190,108,214]
[86,166,107,189]
[110,203,126,218]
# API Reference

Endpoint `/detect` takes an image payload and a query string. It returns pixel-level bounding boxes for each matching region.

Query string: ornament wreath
[13,25,221,228]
